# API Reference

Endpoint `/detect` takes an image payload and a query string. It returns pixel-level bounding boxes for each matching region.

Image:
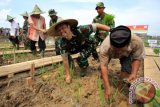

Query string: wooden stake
[26,77,33,90]
[30,63,35,79]
[7,73,14,87]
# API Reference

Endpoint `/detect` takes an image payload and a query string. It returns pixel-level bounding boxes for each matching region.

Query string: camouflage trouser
[22,34,30,49]
[55,38,61,55]
[120,55,132,74]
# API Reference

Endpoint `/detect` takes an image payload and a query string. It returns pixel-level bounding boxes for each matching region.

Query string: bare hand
[39,29,46,33]
[104,88,111,100]
[128,73,136,82]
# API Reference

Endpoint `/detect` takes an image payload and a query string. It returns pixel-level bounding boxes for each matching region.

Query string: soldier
[28,4,46,57]
[6,15,19,50]
[99,26,145,100]
[20,11,29,49]
[93,2,115,45]
[47,18,111,83]
[48,9,62,55]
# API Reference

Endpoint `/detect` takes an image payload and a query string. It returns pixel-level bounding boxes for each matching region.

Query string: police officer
[93,2,115,45]
[47,18,111,83]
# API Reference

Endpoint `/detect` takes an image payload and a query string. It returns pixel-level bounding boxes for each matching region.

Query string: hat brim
[48,12,57,16]
[6,17,15,21]
[47,19,78,37]
[95,6,105,10]
[20,14,28,17]
[30,11,45,15]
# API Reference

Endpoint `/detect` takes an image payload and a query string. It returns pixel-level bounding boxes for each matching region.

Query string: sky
[0,0,160,36]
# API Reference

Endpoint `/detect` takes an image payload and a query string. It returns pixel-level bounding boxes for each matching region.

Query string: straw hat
[20,11,29,17]
[30,4,45,15]
[6,15,14,21]
[47,18,78,37]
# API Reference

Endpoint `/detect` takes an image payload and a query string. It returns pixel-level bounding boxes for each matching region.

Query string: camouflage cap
[20,11,28,17]
[95,2,105,9]
[48,9,57,16]
[30,4,45,15]
[6,15,14,21]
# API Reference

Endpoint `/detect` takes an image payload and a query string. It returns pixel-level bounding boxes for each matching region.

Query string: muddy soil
[0,57,144,107]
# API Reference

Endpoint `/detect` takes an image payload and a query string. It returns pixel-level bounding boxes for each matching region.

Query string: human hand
[104,88,111,100]
[39,29,46,33]
[128,73,136,82]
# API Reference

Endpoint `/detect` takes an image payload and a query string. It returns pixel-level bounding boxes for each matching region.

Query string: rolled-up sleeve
[131,36,145,60]
[99,37,110,66]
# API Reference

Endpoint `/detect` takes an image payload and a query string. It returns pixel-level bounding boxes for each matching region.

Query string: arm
[100,64,111,99]
[61,54,71,81]
[28,16,46,33]
[95,23,111,32]
[128,59,141,81]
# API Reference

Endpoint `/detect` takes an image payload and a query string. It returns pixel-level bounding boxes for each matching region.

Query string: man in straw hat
[20,11,29,49]
[48,9,62,55]
[93,2,115,46]
[47,18,111,83]
[99,25,145,100]
[6,15,20,50]
[28,4,46,56]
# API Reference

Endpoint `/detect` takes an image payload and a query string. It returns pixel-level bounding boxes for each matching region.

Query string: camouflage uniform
[48,9,61,55]
[93,2,115,45]
[57,25,98,69]
[22,19,30,49]
[20,12,30,49]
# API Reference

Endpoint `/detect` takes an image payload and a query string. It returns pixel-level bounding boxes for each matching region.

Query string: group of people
[7,2,145,100]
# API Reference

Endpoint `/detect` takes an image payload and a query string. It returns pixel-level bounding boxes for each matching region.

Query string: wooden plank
[0,48,55,55]
[153,57,160,70]
[0,44,53,50]
[144,57,160,86]
[0,53,79,77]
[145,47,158,56]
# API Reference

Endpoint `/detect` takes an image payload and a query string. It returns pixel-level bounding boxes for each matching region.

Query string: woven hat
[48,9,57,16]
[20,11,28,17]
[47,18,78,37]
[30,4,45,15]
[110,25,131,48]
[6,15,14,21]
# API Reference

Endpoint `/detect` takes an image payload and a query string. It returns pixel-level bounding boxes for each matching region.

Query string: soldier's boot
[80,68,87,77]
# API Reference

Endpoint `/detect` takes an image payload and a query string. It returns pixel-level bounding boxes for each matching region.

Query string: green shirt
[93,13,115,40]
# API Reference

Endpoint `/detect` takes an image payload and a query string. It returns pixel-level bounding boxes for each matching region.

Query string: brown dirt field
[0,57,144,107]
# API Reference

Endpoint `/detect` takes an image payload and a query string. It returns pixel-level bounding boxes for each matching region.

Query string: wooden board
[144,57,160,87]
[0,48,55,55]
[0,53,79,77]
[145,47,158,56]
[0,44,53,50]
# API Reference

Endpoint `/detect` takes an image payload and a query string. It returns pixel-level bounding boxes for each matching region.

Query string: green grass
[97,76,105,107]
[153,48,160,54]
